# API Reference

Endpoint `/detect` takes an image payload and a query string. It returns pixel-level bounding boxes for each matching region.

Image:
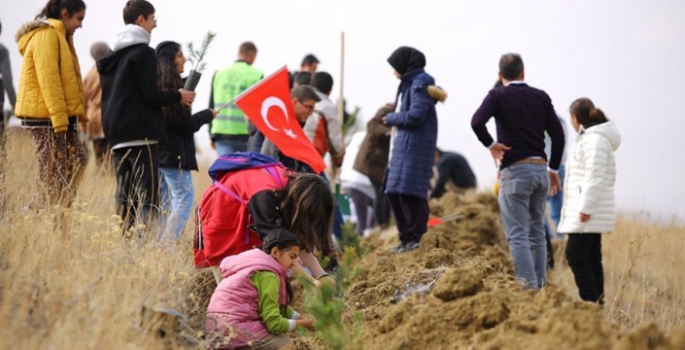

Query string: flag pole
[337,32,345,125]
[332,31,345,189]
[214,66,288,112]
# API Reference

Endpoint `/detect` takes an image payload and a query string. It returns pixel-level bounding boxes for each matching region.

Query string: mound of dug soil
[287,192,684,350]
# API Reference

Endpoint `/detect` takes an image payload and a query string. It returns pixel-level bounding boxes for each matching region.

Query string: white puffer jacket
[558,121,621,234]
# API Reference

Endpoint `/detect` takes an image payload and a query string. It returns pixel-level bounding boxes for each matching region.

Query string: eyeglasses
[299,102,315,111]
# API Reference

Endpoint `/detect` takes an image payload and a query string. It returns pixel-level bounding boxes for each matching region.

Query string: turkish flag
[235,67,326,174]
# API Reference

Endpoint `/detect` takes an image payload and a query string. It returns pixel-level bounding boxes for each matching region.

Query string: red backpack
[194,153,287,268]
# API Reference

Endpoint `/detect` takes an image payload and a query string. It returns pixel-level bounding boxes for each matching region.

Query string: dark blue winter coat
[383,68,438,199]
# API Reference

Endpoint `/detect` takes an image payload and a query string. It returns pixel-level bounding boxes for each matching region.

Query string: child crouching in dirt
[558,98,621,305]
[205,231,315,350]
[194,153,336,285]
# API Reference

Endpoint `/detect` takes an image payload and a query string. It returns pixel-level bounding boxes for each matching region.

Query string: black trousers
[371,182,391,227]
[112,144,160,234]
[566,233,604,303]
[387,193,429,243]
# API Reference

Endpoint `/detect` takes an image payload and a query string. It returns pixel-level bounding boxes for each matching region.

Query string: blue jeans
[159,167,195,241]
[214,139,247,157]
[499,163,550,290]
[547,164,565,229]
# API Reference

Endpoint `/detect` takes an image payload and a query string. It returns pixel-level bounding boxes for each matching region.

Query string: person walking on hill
[341,131,376,236]
[83,41,110,167]
[209,42,263,156]
[289,54,319,89]
[558,98,621,305]
[155,40,216,241]
[431,149,477,199]
[0,19,18,140]
[304,72,345,167]
[99,0,196,234]
[471,53,565,290]
[383,46,439,254]
[15,0,89,210]
[354,103,394,229]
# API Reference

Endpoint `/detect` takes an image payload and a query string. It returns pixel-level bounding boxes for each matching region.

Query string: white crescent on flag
[260,96,290,131]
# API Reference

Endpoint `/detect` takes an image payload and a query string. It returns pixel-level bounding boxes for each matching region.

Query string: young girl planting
[205,231,315,350]
[194,153,336,285]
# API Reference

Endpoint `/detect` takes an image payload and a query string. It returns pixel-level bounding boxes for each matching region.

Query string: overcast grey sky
[3,0,684,220]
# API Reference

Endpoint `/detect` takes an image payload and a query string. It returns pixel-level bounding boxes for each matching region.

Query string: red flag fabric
[235,67,326,174]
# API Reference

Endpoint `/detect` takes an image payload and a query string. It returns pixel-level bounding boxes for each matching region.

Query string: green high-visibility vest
[211,61,263,136]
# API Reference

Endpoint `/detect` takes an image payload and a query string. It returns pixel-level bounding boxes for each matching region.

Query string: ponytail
[36,0,86,20]
[570,97,608,127]
[589,108,608,123]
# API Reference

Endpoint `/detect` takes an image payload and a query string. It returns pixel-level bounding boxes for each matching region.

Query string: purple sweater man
[471,53,564,290]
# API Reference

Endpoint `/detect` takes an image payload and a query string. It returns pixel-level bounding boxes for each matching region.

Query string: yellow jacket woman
[15,17,86,133]
[14,0,88,211]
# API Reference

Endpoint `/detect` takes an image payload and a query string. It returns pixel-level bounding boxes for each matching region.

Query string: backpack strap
[213,181,245,205]
[196,205,204,249]
[211,180,252,245]
[264,166,284,188]
[211,170,282,246]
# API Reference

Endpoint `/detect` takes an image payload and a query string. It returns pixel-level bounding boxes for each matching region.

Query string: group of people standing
[10,0,198,238]
[472,54,621,305]
[6,0,621,348]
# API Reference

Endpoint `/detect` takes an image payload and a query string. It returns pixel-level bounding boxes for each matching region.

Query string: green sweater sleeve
[250,271,293,334]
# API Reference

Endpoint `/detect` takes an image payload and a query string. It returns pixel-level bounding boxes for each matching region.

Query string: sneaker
[390,242,405,253]
[394,240,420,254]
[402,240,421,252]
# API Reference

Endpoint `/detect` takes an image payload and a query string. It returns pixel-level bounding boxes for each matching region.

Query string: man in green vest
[209,41,263,156]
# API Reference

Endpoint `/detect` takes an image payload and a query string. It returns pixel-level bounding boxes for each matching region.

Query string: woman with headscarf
[382,46,439,253]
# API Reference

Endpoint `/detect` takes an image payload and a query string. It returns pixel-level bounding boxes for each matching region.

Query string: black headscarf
[387,46,426,76]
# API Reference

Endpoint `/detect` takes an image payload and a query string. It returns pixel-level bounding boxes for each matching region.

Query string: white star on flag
[284,129,297,139]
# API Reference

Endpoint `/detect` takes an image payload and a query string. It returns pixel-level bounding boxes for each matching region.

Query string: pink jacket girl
[206,231,314,350]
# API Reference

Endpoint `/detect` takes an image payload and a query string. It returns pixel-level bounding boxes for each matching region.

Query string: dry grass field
[1,129,684,349]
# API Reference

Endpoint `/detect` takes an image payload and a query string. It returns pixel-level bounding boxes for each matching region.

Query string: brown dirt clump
[292,192,683,349]
[432,266,485,301]
[282,337,331,350]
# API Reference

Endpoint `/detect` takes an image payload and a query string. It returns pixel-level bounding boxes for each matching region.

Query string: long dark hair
[155,41,187,125]
[570,98,608,128]
[37,0,86,20]
[262,231,300,305]
[274,173,334,255]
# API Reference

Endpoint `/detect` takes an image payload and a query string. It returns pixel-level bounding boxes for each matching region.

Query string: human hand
[317,274,336,288]
[297,319,315,331]
[489,143,511,167]
[291,257,306,274]
[179,89,196,106]
[382,116,388,125]
[53,131,68,152]
[210,109,218,118]
[548,171,561,197]
[580,213,591,222]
